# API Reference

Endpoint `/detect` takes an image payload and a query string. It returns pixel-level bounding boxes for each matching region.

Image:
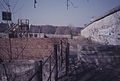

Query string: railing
[4,23,18,33]
[28,41,69,81]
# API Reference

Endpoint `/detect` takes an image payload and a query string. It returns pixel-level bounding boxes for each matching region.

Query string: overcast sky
[0,0,120,27]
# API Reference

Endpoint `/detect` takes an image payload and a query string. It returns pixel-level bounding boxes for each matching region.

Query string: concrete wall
[0,33,8,38]
[77,44,120,67]
[81,5,120,45]
[0,38,68,60]
[0,60,37,81]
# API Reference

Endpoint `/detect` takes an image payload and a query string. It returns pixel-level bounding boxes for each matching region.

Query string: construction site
[0,0,120,81]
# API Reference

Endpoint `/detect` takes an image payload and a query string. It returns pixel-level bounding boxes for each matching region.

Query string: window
[34,34,37,37]
[29,34,33,37]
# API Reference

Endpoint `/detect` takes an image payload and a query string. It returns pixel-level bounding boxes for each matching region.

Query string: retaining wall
[0,38,67,60]
[0,38,68,81]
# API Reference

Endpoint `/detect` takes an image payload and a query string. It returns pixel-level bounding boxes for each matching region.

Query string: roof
[86,5,120,26]
[30,25,83,36]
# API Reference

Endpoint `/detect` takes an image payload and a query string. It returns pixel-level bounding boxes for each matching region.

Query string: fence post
[37,60,43,81]
[60,40,63,67]
[54,44,58,81]
[66,43,69,76]
[49,56,51,81]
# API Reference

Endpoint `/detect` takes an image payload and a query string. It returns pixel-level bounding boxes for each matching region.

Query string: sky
[0,0,120,27]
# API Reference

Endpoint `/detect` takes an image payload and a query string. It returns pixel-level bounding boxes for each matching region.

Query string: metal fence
[28,41,69,81]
